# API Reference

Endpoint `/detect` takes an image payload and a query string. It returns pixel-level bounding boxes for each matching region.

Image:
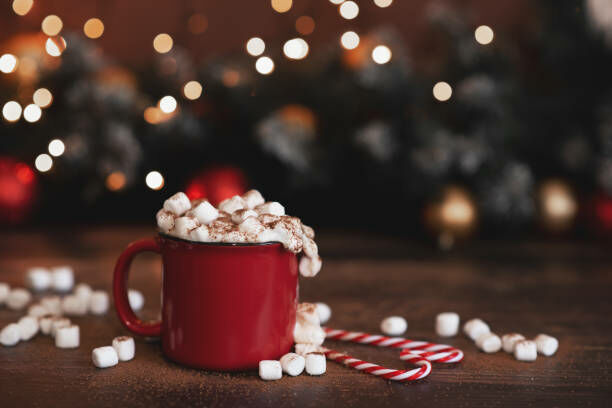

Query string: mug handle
[113,237,162,337]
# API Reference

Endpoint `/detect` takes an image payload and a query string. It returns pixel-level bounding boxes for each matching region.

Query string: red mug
[113,234,298,370]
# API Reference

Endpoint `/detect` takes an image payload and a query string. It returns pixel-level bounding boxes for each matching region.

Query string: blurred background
[1,0,612,247]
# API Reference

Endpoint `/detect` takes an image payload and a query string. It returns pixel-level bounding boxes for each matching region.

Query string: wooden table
[1,227,611,407]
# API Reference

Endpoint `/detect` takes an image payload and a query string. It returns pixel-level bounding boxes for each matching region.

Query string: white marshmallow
[163,192,191,216]
[280,352,305,376]
[92,346,119,368]
[28,304,49,318]
[463,318,490,341]
[502,333,525,353]
[6,288,31,310]
[191,200,219,225]
[26,267,52,291]
[129,289,144,311]
[0,282,9,305]
[218,195,246,214]
[173,216,199,240]
[74,283,93,302]
[190,225,210,242]
[51,317,71,337]
[381,316,407,336]
[258,360,282,380]
[89,290,110,315]
[0,323,20,346]
[62,294,88,316]
[293,322,325,345]
[514,340,537,362]
[436,312,460,337]
[238,217,265,236]
[156,209,175,232]
[301,224,315,239]
[40,295,62,316]
[55,325,80,348]
[39,315,55,335]
[51,266,74,292]
[231,209,258,224]
[302,237,318,259]
[315,303,331,325]
[534,334,558,356]
[299,256,322,278]
[297,303,321,326]
[255,228,280,244]
[18,316,39,341]
[305,352,326,375]
[255,202,285,216]
[295,343,324,356]
[112,336,135,361]
[242,189,265,209]
[476,332,502,353]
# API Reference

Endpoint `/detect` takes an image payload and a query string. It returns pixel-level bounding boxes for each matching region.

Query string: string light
[83,18,105,39]
[153,33,173,54]
[183,81,203,100]
[295,16,315,35]
[23,104,42,122]
[33,88,53,108]
[271,0,292,13]
[339,1,359,19]
[35,154,53,172]
[474,25,494,45]
[283,38,309,60]
[340,31,360,49]
[0,54,18,74]
[146,171,164,190]
[187,13,208,35]
[255,56,275,75]
[106,171,126,191]
[48,139,65,157]
[433,81,452,101]
[12,0,33,16]
[246,37,265,57]
[41,15,63,36]
[159,96,177,113]
[2,101,22,122]
[374,0,393,7]
[45,36,67,57]
[371,45,392,64]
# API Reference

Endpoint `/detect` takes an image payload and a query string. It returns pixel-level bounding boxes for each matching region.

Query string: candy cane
[322,347,432,382]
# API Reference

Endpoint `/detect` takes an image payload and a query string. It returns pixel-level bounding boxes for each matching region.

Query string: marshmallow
[238,217,265,237]
[39,315,55,335]
[293,322,326,345]
[6,288,31,310]
[51,266,74,292]
[302,237,318,259]
[258,360,282,380]
[514,340,537,362]
[62,294,88,316]
[156,209,175,232]
[129,289,144,311]
[299,256,322,278]
[18,316,39,341]
[301,224,315,239]
[89,290,110,315]
[92,346,119,368]
[256,202,285,216]
[502,333,525,353]
[305,352,326,375]
[243,189,265,209]
[190,225,210,242]
[28,304,49,318]
[112,336,135,361]
[0,282,9,305]
[295,343,324,356]
[476,332,502,353]
[40,295,62,316]
[258,214,281,225]
[315,302,331,325]
[26,267,52,291]
[191,200,219,225]
[173,216,199,240]
[463,318,490,341]
[0,323,20,346]
[231,209,258,224]
[297,303,321,326]
[534,334,558,356]
[55,325,80,348]
[51,317,71,337]
[74,283,93,302]
[435,312,460,337]
[218,195,246,214]
[280,352,305,376]
[163,192,191,216]
[381,316,407,336]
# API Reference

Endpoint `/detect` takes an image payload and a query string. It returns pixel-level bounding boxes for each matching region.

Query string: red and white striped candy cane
[322,347,432,382]
[324,327,464,363]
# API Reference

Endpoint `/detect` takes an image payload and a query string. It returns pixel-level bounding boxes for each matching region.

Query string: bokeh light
[340,31,360,50]
[222,69,241,87]
[283,38,309,60]
[183,81,203,100]
[372,45,392,64]
[0,54,18,74]
[153,33,173,54]
[296,16,315,35]
[158,96,177,113]
[35,154,53,172]
[33,88,53,108]
[329,0,344,4]
[83,18,105,39]
[374,0,393,7]
[433,81,452,101]
[41,15,63,36]
[45,36,67,57]
[255,56,275,75]
[106,171,126,191]
[271,0,292,13]
[539,180,577,231]
[48,139,65,157]
[339,1,359,19]
[187,13,208,35]
[12,0,33,16]
[2,101,22,122]
[146,171,164,190]
[246,37,265,56]
[23,104,42,122]
[475,25,494,45]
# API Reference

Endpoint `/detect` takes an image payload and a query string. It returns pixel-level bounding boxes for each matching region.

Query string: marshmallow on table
[6,288,31,310]
[305,352,326,375]
[435,312,460,337]
[1,323,20,347]
[173,216,199,240]
[259,360,282,380]
[502,333,525,353]
[243,190,265,209]
[62,295,88,316]
[28,304,48,318]
[295,343,324,356]
[231,209,258,224]
[191,201,219,225]
[89,290,110,315]
[381,316,408,336]
[18,316,39,341]
[56,325,79,348]
[294,322,325,345]
[463,318,491,341]
[534,334,558,356]
[297,303,320,326]
[51,317,71,337]
[218,195,246,214]
[514,340,537,362]
[476,332,502,353]
[112,336,135,361]
[40,295,62,316]
[26,267,52,291]
[315,303,331,325]
[74,283,93,302]
[51,266,74,292]
[39,315,55,335]
[92,346,119,368]
[280,352,305,376]
[299,256,322,278]
[0,282,9,305]
[128,290,144,311]
[163,192,191,216]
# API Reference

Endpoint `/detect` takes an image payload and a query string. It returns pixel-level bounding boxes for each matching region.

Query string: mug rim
[158,232,281,247]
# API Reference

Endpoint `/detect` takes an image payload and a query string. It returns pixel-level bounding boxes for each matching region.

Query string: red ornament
[184,166,247,206]
[0,157,37,224]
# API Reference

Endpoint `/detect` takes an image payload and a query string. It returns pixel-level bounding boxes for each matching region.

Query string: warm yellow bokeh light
[42,15,63,36]
[440,191,475,229]
[84,18,105,39]
[12,0,33,16]
[23,104,42,122]
[329,0,344,4]
[153,33,173,54]
[2,101,22,122]
[271,0,292,13]
[159,96,177,113]
[295,16,315,36]
[475,25,494,45]
[339,1,359,19]
[106,171,126,191]
[45,36,67,57]
[33,88,53,108]
[0,54,18,74]
[372,45,392,64]
[222,70,241,87]
[35,154,53,172]
[146,171,165,190]
[183,81,203,100]
[374,0,393,7]
[283,38,309,60]
[255,56,275,75]
[246,37,265,57]
[340,31,360,50]
[48,139,65,157]
[433,81,452,101]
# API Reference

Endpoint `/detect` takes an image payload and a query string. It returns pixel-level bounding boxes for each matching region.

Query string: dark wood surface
[1,226,611,407]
